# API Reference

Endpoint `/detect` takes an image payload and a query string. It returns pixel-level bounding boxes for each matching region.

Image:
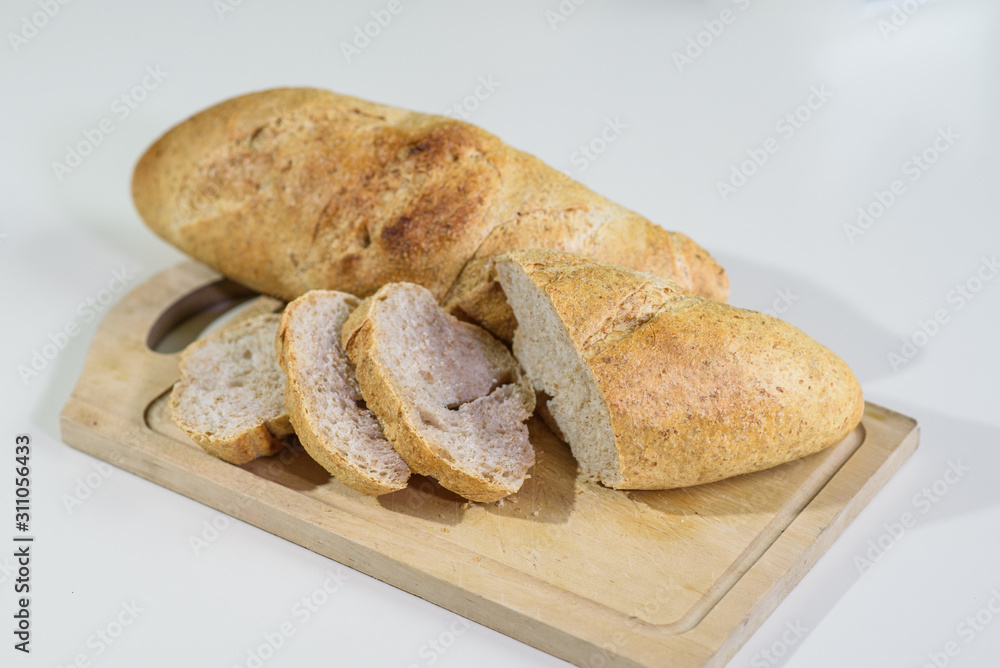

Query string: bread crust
[132,88,728,340]
[171,419,285,466]
[497,250,864,490]
[343,283,535,502]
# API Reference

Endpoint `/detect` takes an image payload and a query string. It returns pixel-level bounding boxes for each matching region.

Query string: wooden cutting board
[60,261,919,668]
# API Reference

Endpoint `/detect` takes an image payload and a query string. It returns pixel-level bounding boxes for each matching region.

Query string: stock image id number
[15,435,31,532]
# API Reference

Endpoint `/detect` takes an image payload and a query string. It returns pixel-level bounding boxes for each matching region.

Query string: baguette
[132,87,729,341]
[495,250,864,490]
[170,313,291,465]
[276,290,410,496]
[342,282,536,502]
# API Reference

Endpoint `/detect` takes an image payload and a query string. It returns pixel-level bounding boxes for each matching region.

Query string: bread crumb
[532,510,539,517]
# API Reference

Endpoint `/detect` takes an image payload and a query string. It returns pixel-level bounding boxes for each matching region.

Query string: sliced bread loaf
[495,249,865,490]
[170,313,292,465]
[276,290,410,496]
[342,283,536,502]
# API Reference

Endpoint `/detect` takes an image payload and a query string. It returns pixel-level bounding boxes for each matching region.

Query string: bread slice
[276,290,410,496]
[170,313,292,465]
[342,283,536,502]
[495,249,865,490]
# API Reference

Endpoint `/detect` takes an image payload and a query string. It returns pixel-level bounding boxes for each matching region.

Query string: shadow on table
[728,401,1000,666]
[715,251,899,385]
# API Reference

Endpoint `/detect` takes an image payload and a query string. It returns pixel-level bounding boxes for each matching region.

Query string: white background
[1,1,999,666]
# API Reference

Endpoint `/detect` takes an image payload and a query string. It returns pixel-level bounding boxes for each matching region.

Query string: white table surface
[2,1,999,666]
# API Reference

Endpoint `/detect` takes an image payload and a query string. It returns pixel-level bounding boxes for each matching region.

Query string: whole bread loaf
[132,88,728,340]
[495,250,864,490]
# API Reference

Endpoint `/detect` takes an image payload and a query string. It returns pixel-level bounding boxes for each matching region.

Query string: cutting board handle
[70,261,282,412]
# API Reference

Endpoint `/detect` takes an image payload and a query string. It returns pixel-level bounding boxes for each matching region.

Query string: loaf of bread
[276,290,410,495]
[342,282,536,502]
[495,250,864,490]
[170,313,292,465]
[132,88,729,341]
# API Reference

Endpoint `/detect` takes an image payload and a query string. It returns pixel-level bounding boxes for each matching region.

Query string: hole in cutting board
[147,279,263,353]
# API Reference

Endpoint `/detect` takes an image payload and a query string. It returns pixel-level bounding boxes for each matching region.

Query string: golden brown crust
[133,87,729,340]
[133,89,499,301]
[170,417,285,466]
[498,250,864,489]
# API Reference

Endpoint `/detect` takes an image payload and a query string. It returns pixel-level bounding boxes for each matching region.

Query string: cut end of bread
[277,290,410,496]
[494,255,622,487]
[344,282,535,502]
[170,313,290,465]
[497,249,866,491]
